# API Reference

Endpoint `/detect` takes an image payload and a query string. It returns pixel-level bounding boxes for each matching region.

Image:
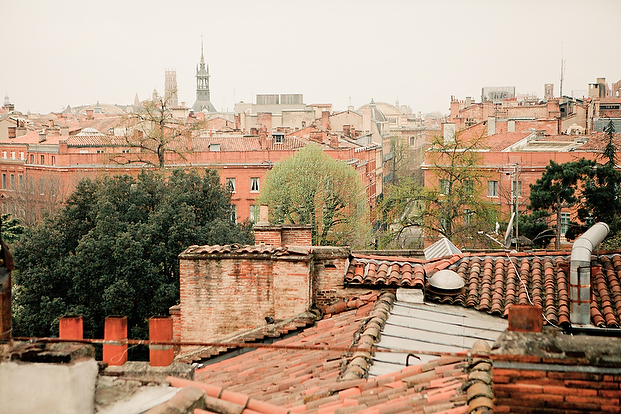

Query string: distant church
[192,40,217,113]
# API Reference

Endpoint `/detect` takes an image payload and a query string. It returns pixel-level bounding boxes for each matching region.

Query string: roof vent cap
[428,269,464,291]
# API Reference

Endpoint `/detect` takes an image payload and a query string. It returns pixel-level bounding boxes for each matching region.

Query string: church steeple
[192,36,216,113]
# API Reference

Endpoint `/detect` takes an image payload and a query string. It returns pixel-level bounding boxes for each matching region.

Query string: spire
[192,37,216,113]
[200,35,205,64]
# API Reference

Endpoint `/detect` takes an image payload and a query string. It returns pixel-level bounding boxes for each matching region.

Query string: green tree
[578,119,621,246]
[258,143,371,247]
[12,169,253,340]
[375,176,426,248]
[516,211,554,249]
[528,158,594,250]
[1,214,24,243]
[376,130,498,249]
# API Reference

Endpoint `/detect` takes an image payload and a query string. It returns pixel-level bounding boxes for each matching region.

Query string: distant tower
[192,38,217,112]
[2,94,14,112]
[544,84,554,100]
[165,70,178,107]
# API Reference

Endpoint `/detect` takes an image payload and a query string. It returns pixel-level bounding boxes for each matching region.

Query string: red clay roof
[485,132,530,151]
[345,251,621,329]
[193,135,307,152]
[168,292,493,414]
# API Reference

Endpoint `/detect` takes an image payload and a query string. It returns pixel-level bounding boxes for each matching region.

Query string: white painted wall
[0,359,98,414]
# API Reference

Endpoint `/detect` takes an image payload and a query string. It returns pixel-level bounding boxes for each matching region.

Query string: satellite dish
[504,212,515,249]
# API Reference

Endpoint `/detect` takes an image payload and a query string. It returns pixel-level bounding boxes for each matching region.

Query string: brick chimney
[321,111,330,129]
[257,112,272,135]
[254,205,312,247]
[38,129,47,143]
[329,132,339,149]
[343,125,351,138]
[309,130,325,143]
[259,127,268,149]
[234,114,240,130]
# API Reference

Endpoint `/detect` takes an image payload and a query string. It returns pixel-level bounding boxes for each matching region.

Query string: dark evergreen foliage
[12,169,253,340]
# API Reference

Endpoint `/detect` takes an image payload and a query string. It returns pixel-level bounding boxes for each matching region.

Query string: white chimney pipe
[570,222,609,325]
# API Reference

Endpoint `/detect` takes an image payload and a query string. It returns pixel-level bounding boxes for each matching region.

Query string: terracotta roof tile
[167,337,493,414]
[169,293,491,413]
[180,244,311,257]
[346,251,621,329]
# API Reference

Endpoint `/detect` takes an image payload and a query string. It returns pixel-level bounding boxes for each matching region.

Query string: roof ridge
[339,291,396,381]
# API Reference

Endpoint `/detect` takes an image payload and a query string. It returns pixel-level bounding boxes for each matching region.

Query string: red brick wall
[273,259,312,320]
[177,253,312,343]
[254,227,282,246]
[493,362,621,413]
[312,247,378,307]
[281,226,312,246]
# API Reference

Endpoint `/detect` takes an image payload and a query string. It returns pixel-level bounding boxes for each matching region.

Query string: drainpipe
[570,222,609,325]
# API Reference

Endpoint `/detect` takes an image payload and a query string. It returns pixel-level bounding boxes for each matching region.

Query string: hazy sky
[2,0,619,115]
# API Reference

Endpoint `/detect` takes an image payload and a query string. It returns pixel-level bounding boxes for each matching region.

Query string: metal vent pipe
[570,222,609,325]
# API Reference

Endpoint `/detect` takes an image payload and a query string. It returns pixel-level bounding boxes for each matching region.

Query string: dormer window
[210,144,221,152]
[274,134,284,144]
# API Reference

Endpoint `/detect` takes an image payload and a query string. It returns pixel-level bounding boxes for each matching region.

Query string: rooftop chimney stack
[570,222,609,325]
[259,127,268,149]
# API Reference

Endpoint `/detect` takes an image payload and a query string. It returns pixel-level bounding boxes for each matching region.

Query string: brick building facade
[0,112,379,224]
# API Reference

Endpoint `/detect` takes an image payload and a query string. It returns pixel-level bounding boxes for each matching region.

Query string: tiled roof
[485,132,530,151]
[180,244,311,257]
[575,131,621,151]
[164,292,494,414]
[176,311,319,363]
[193,135,307,151]
[345,251,621,329]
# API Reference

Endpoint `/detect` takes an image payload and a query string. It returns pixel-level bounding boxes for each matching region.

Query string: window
[79,149,89,154]
[20,152,24,160]
[515,180,522,197]
[52,156,56,165]
[38,179,45,195]
[209,144,221,152]
[561,212,570,236]
[229,204,237,223]
[18,175,23,190]
[225,177,236,193]
[464,209,473,225]
[30,154,34,163]
[250,177,260,192]
[96,150,104,154]
[1,174,5,189]
[10,152,15,160]
[40,155,45,164]
[439,179,450,195]
[10,174,14,191]
[463,180,473,195]
[488,180,499,197]
[409,136,416,146]
[122,149,130,154]
[250,205,260,222]
[2,152,6,159]
[274,134,284,144]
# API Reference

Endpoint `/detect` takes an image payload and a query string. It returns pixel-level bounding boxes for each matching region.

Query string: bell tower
[192,37,216,113]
